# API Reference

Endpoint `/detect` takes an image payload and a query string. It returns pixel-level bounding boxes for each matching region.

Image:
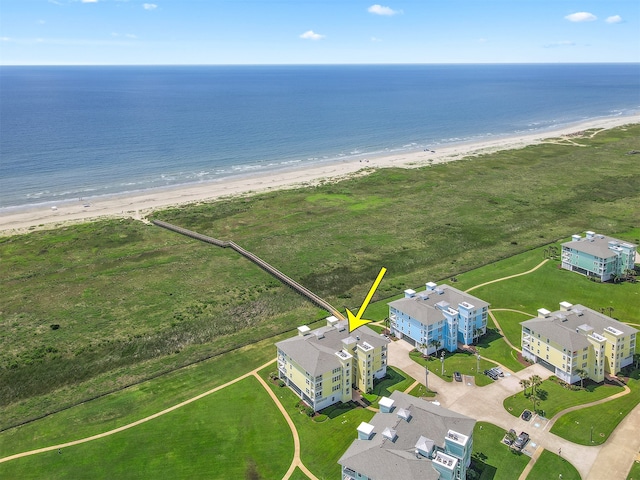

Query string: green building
[561,231,636,282]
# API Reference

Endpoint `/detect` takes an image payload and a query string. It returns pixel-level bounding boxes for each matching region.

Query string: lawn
[526,449,580,480]
[550,368,640,445]
[475,320,525,373]
[3,124,639,423]
[470,422,530,480]
[0,377,293,480]
[471,259,640,349]
[503,378,624,419]
[0,325,314,457]
[628,460,640,480]
[259,365,374,480]
[409,349,499,386]
[361,366,415,407]
[406,383,437,398]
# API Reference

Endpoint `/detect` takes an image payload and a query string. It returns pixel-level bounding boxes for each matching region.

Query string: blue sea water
[1,64,639,209]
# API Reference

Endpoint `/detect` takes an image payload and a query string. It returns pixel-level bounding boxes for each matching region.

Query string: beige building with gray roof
[276,316,388,411]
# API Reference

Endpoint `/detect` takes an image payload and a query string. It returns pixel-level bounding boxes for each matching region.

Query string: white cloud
[477,38,488,43]
[565,12,597,22]
[606,15,622,24]
[299,30,325,41]
[1,37,11,42]
[143,3,157,10]
[368,4,401,16]
[370,36,382,42]
[81,0,98,3]
[544,41,576,48]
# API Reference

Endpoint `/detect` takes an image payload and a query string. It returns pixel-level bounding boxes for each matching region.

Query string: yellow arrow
[347,267,387,332]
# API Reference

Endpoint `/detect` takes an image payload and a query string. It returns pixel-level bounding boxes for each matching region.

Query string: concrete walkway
[464,259,548,293]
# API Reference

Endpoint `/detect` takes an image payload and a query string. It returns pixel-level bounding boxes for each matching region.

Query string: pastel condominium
[521,302,637,384]
[561,231,636,282]
[339,390,475,480]
[275,316,388,411]
[388,282,489,354]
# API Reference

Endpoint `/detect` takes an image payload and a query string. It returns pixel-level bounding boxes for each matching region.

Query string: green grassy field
[259,365,374,480]
[503,378,624,419]
[2,125,639,442]
[550,368,640,445]
[0,328,305,456]
[0,377,293,479]
[526,449,581,480]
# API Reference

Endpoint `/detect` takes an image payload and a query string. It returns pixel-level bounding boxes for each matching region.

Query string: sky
[1,0,639,65]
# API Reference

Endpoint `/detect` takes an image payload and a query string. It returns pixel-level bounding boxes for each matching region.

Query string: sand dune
[1,114,638,236]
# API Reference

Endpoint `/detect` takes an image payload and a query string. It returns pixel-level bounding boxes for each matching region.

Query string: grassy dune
[1,124,639,427]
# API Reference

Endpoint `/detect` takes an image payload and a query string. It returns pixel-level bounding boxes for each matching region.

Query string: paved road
[387,339,640,480]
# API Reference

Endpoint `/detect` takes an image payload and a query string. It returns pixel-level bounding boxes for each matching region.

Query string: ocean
[1,64,639,210]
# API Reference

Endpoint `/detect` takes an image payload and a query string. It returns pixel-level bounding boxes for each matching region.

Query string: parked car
[514,432,530,450]
[504,429,517,446]
[521,409,532,421]
[454,371,462,382]
[489,367,504,377]
[484,369,499,380]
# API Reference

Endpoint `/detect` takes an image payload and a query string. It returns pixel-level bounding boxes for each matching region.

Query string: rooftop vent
[357,422,375,440]
[382,427,397,441]
[397,408,412,421]
[297,325,311,336]
[537,308,551,318]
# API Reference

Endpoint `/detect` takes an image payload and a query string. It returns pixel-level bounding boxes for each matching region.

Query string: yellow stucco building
[521,302,637,383]
[275,316,388,411]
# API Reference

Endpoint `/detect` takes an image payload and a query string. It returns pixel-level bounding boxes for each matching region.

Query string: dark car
[504,429,517,446]
[484,369,499,380]
[514,432,530,450]
[521,409,533,421]
[454,371,462,382]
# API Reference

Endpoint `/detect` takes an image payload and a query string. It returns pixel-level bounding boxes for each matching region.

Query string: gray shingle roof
[562,234,636,259]
[389,284,489,327]
[275,322,386,376]
[521,304,638,351]
[338,391,475,480]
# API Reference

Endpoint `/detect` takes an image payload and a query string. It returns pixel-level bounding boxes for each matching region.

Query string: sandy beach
[1,114,638,237]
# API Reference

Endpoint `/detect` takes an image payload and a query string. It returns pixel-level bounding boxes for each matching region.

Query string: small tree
[519,378,531,396]
[575,368,589,389]
[430,339,441,355]
[529,375,542,395]
[529,391,540,413]
[473,326,480,343]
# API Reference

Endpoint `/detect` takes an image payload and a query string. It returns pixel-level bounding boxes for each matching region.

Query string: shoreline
[1,114,639,236]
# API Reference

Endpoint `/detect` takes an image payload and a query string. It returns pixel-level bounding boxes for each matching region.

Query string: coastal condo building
[339,391,475,480]
[388,282,489,354]
[561,231,636,282]
[275,317,388,411]
[521,302,637,384]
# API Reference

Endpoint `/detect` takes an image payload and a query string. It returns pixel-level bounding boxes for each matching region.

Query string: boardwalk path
[153,220,345,321]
